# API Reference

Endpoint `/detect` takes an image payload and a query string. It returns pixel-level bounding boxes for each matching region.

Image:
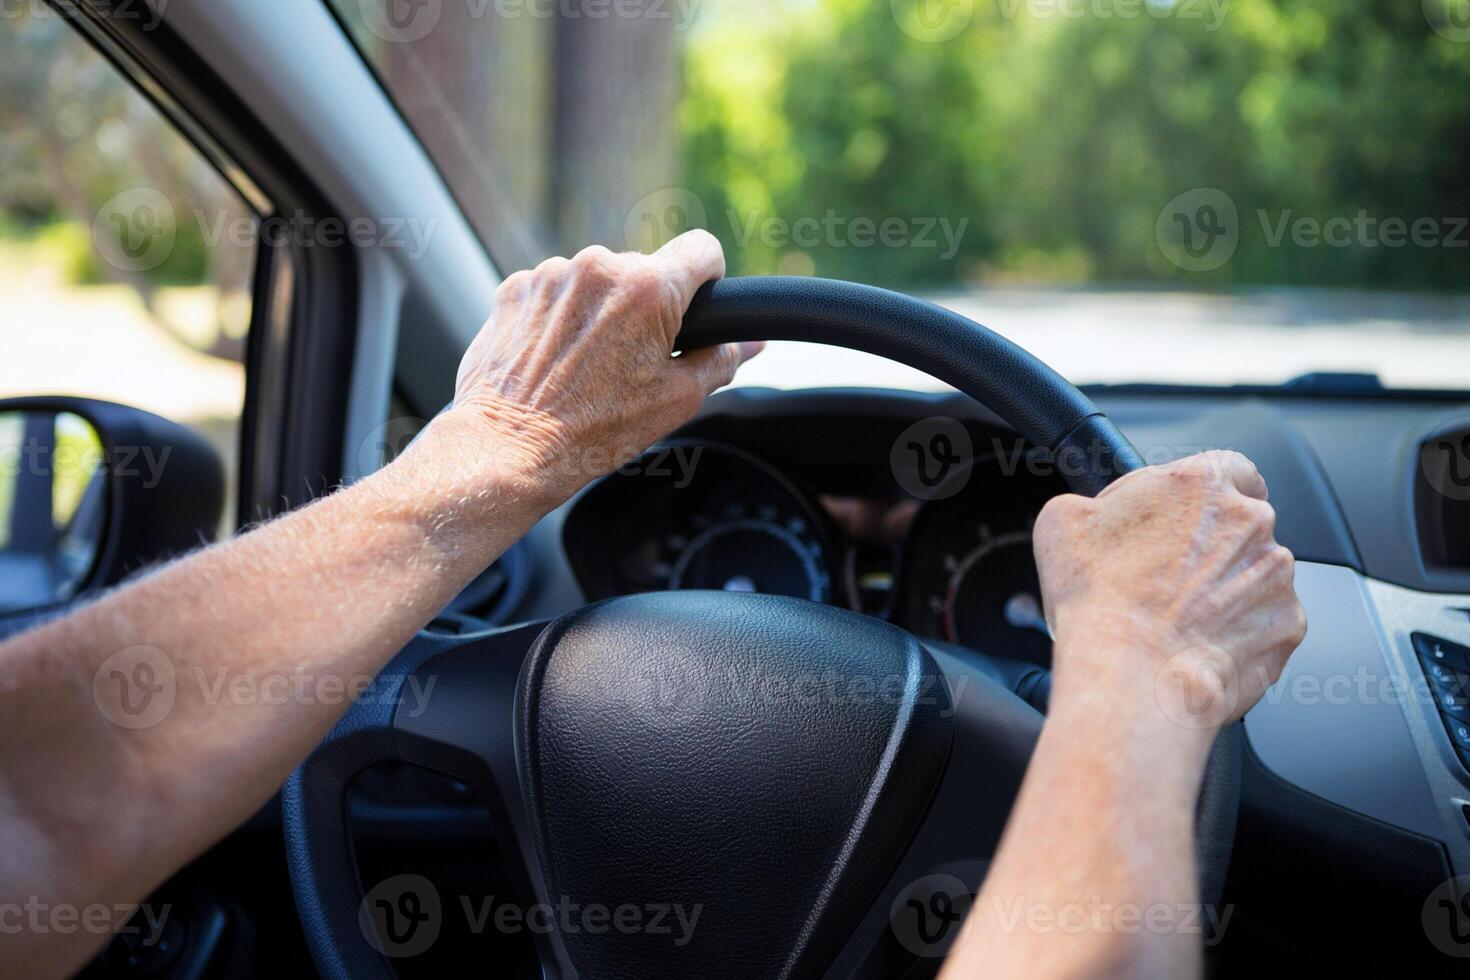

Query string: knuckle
[1227,495,1274,528]
[711,340,735,371]
[1262,544,1296,580]
[571,244,617,276]
[685,228,723,259]
[496,269,532,298]
[1218,493,1252,518]
[1036,493,1087,535]
[1261,651,1290,689]
[713,344,742,382]
[1166,457,1210,486]
[1210,449,1251,469]
[1288,601,1309,642]
[1250,498,1278,534]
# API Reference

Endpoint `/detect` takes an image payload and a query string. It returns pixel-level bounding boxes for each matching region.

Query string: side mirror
[0,397,224,617]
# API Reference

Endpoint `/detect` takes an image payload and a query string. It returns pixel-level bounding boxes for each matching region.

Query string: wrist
[1047,634,1220,774]
[357,408,562,567]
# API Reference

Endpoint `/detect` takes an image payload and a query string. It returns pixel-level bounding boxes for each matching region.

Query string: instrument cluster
[563,436,1068,662]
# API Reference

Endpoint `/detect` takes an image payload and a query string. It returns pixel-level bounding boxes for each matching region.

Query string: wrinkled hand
[1033,451,1307,735]
[440,231,761,508]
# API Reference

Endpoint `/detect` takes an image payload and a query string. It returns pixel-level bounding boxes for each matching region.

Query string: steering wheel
[283,277,1241,979]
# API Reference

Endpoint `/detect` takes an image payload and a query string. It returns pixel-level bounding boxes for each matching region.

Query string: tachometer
[899,455,1064,666]
[929,525,1049,657]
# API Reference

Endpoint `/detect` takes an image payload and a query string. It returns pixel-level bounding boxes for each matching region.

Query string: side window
[0,7,255,535]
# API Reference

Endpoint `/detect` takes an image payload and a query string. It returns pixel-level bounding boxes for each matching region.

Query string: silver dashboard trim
[1246,561,1470,871]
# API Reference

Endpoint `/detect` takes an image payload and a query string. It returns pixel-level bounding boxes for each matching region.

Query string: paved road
[6,277,1467,421]
[732,286,1470,392]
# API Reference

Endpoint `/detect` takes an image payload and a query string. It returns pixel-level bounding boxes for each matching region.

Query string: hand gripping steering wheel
[283,277,1240,979]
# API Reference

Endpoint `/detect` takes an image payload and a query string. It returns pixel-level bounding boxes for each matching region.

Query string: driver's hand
[445,231,761,507]
[1033,451,1307,736]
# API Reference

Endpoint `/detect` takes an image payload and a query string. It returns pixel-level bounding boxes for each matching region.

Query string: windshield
[329,0,1470,391]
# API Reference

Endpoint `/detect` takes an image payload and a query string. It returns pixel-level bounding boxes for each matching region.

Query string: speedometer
[563,441,837,606]
[669,513,830,602]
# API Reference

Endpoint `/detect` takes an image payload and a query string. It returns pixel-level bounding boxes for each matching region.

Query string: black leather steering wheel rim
[679,276,1145,496]
[283,275,1241,980]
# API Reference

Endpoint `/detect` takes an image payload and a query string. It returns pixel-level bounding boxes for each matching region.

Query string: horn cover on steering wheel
[516,590,955,979]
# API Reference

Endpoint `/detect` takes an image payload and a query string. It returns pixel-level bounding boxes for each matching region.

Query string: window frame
[48,0,363,527]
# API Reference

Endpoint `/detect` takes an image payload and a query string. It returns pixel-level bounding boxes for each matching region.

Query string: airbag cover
[516,591,953,979]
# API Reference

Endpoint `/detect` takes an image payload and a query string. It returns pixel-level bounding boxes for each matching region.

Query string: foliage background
[681,0,1470,289]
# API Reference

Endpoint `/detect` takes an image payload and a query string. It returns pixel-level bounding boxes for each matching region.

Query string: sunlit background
[328,0,1470,391]
[3,0,1469,519]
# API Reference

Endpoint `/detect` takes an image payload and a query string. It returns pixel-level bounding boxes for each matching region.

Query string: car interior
[3,0,1470,977]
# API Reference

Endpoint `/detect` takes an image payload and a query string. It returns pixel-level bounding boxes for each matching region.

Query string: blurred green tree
[683,0,1470,290]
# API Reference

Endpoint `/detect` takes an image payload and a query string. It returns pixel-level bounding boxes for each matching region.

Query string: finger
[673,341,764,397]
[646,229,726,309]
[1194,450,1269,501]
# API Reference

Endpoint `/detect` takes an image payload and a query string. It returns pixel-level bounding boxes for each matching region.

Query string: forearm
[941,651,1214,980]
[0,409,546,976]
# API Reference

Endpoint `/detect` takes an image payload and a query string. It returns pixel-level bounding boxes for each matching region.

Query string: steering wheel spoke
[283,622,555,979]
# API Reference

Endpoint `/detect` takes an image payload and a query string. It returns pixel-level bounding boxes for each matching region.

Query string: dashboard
[563,424,1068,668]
[405,383,1470,971]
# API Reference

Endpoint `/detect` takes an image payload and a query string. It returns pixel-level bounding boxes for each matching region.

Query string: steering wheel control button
[1415,632,1470,672]
[1439,692,1470,721]
[1427,662,1470,700]
[1447,718,1470,751]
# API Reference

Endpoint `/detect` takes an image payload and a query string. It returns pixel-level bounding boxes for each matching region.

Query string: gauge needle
[1004,591,1051,638]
